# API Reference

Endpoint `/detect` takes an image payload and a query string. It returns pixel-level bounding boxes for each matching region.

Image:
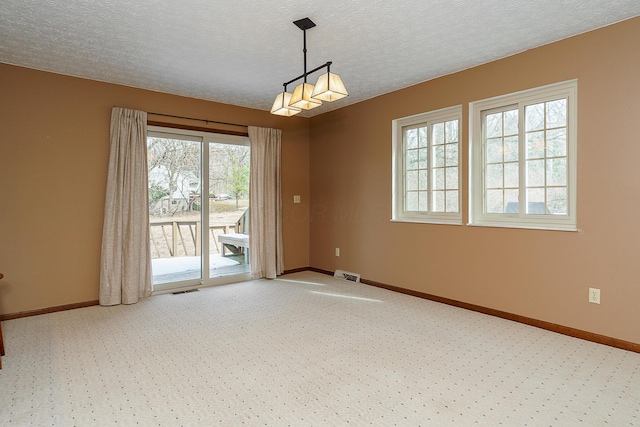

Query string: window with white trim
[392,105,462,224]
[469,80,577,230]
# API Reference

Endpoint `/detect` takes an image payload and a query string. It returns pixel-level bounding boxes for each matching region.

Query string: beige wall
[0,64,310,314]
[2,17,640,346]
[309,17,640,344]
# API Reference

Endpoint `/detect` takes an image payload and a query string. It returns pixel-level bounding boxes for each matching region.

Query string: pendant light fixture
[270,17,348,116]
[270,90,301,116]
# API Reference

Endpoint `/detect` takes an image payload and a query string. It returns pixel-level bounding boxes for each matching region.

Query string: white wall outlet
[335,247,340,257]
[588,287,601,304]
[293,195,301,204]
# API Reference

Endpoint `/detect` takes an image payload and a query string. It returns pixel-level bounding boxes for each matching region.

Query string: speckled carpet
[1,271,638,425]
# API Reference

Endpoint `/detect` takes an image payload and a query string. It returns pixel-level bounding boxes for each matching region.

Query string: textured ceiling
[1,1,639,117]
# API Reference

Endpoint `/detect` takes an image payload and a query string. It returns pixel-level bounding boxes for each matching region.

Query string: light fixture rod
[303,29,307,83]
[282,61,332,87]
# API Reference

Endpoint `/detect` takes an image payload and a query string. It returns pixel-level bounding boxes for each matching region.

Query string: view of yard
[149,200,248,259]
[147,132,250,285]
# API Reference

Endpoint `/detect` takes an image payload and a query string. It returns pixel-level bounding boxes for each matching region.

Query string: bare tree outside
[219,144,249,209]
[147,137,200,217]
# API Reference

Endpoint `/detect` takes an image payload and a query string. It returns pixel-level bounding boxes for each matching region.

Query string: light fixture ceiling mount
[270,17,348,116]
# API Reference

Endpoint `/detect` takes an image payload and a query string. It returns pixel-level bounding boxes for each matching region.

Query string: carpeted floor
[1,271,638,426]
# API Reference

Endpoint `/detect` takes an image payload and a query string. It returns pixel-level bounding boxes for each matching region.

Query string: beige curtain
[249,126,284,279]
[99,108,152,305]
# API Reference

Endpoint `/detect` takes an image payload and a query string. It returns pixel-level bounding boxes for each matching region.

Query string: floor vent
[334,269,361,283]
[172,289,199,295]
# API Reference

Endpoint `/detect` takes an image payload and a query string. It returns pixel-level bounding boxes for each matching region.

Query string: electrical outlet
[293,195,301,204]
[335,248,340,257]
[588,287,601,304]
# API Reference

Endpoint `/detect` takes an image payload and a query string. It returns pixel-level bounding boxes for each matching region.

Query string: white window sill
[466,222,579,232]
[391,218,463,226]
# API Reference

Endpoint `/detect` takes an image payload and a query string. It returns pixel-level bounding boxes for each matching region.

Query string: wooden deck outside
[149,213,249,285]
[152,253,249,285]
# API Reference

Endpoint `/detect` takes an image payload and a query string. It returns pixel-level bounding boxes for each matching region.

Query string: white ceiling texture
[1,1,640,117]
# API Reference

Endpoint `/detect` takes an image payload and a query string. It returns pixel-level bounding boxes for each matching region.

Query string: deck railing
[150,210,248,258]
[149,221,236,258]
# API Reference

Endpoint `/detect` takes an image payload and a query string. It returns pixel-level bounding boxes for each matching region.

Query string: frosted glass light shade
[270,91,301,116]
[289,83,323,110]
[311,72,348,101]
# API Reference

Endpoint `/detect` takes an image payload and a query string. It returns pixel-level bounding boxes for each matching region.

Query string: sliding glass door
[147,126,250,292]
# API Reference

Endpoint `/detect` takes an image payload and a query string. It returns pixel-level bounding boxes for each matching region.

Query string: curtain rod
[145,111,249,129]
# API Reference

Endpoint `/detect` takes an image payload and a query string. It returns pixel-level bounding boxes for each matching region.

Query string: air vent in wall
[334,269,361,283]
